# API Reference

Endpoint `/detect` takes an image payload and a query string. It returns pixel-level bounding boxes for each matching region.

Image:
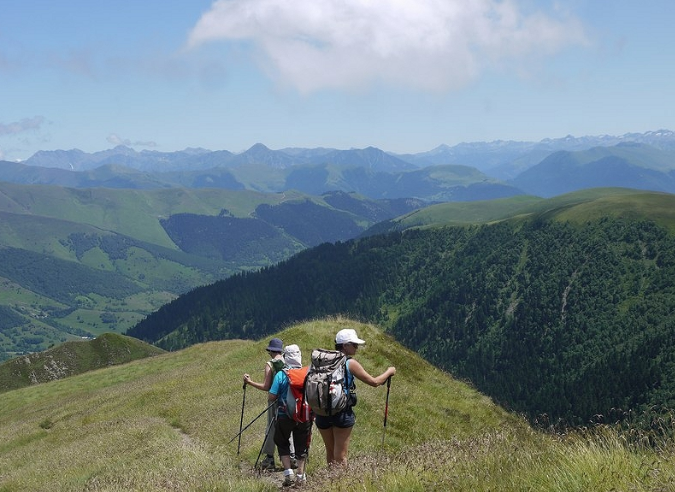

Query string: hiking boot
[282,471,296,487]
[260,455,275,470]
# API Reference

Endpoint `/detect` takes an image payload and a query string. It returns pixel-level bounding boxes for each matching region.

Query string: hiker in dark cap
[243,337,285,470]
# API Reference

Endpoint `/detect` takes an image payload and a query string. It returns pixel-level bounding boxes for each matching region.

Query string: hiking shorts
[314,407,356,430]
[274,418,312,458]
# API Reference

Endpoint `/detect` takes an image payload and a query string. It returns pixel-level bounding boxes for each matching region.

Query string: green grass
[0,333,165,393]
[393,195,544,228]
[0,184,306,248]
[550,190,675,232]
[389,189,675,233]
[1,317,675,491]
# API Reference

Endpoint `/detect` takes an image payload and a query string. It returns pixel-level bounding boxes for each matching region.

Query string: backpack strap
[278,369,291,418]
[345,358,355,391]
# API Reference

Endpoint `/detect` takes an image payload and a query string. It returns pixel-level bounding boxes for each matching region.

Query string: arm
[348,359,396,387]
[243,363,274,391]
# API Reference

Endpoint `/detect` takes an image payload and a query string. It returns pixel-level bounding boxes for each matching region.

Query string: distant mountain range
[401,129,675,179]
[2,129,674,201]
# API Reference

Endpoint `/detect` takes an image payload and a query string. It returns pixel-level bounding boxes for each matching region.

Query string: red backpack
[283,366,313,423]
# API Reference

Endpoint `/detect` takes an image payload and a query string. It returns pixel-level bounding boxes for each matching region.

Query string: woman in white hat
[315,328,396,466]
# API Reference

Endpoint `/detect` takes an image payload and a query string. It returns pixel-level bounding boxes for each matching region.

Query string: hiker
[268,344,312,487]
[315,328,395,466]
[243,337,285,470]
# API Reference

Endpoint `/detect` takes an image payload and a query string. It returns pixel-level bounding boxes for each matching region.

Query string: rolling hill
[0,332,165,393]
[365,187,675,234]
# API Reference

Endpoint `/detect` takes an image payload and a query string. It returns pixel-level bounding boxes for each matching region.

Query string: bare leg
[317,426,353,465]
[317,426,336,464]
[331,426,353,465]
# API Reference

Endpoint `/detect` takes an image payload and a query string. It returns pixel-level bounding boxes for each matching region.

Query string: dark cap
[266,338,283,352]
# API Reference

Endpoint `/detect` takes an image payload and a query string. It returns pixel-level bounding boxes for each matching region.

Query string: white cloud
[107,134,157,148]
[0,116,45,136]
[185,0,588,93]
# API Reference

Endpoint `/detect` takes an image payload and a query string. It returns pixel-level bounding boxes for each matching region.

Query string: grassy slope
[393,195,543,228]
[1,317,673,491]
[0,183,302,248]
[0,333,165,393]
[386,188,675,232]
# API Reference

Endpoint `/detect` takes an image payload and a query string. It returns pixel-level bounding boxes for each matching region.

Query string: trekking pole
[237,382,247,455]
[228,400,276,444]
[305,416,315,467]
[254,413,276,474]
[381,376,392,448]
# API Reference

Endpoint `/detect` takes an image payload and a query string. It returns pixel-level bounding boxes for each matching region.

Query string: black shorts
[314,407,356,429]
[274,418,312,457]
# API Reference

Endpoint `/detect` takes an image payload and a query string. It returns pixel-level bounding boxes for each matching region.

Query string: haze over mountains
[2,129,675,201]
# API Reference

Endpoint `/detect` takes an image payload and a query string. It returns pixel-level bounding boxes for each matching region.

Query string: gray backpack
[304,349,353,416]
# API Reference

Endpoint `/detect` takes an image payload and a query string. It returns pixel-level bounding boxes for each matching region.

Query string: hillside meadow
[379,188,675,233]
[1,318,675,491]
[0,333,166,393]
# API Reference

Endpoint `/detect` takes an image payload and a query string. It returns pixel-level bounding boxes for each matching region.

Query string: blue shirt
[270,369,290,418]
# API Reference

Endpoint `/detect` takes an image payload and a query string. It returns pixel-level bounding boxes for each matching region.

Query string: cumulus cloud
[185,0,588,93]
[0,116,45,136]
[107,133,157,148]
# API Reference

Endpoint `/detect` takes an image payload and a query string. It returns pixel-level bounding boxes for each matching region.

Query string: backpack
[304,349,354,417]
[269,358,285,374]
[282,366,313,423]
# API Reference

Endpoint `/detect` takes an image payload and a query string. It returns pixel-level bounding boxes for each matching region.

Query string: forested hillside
[0,181,421,360]
[128,190,675,425]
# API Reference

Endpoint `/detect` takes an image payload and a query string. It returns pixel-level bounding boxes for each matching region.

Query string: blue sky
[1,0,673,162]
